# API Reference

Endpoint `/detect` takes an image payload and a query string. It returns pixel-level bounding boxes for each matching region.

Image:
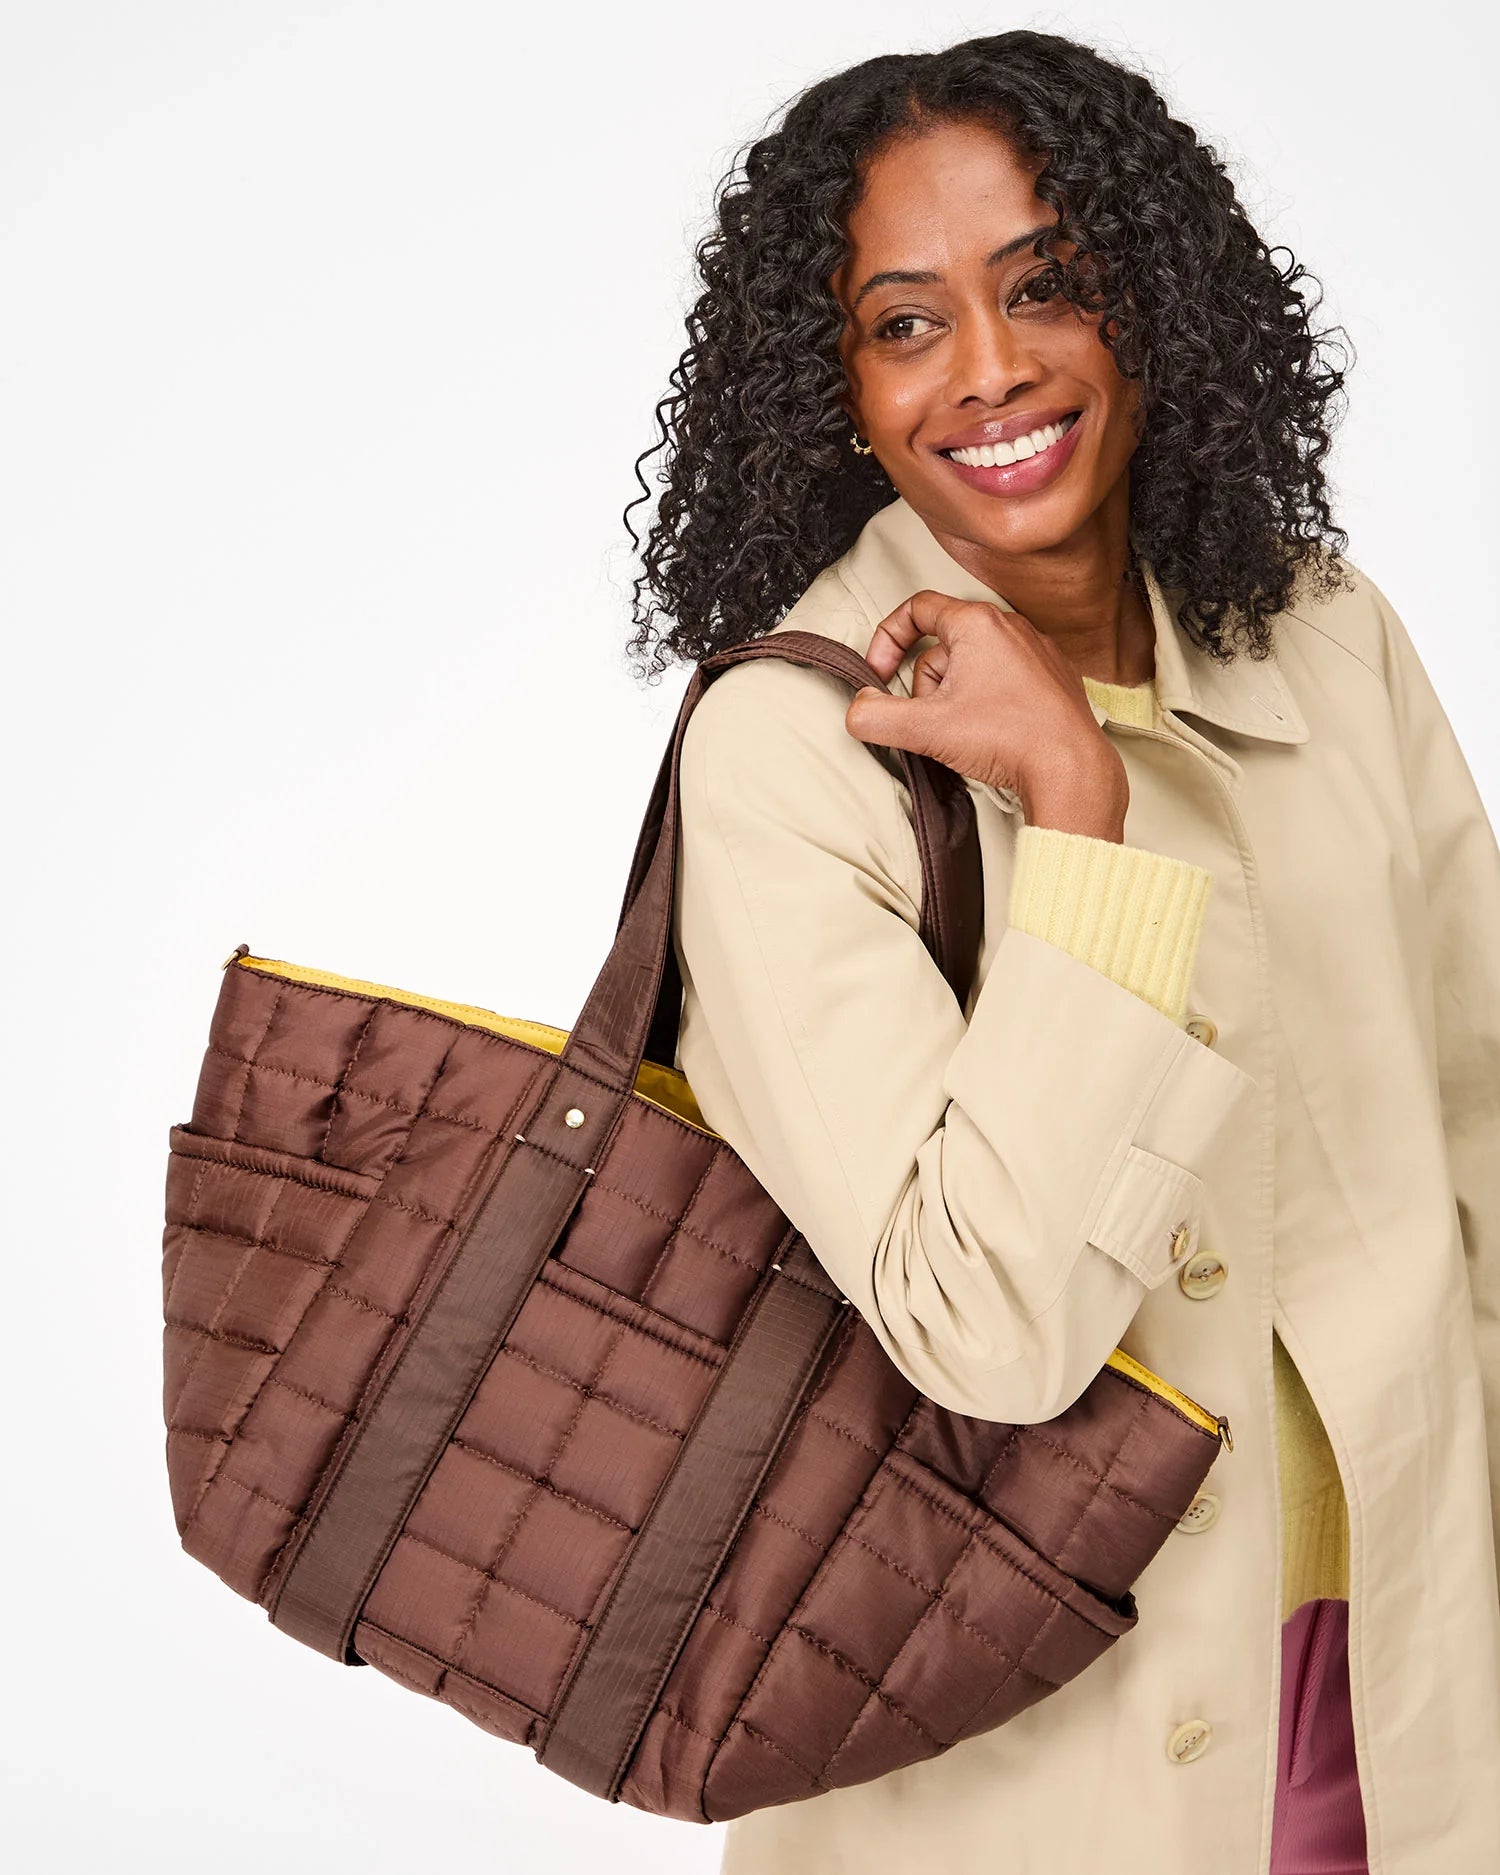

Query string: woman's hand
[845,589,1130,839]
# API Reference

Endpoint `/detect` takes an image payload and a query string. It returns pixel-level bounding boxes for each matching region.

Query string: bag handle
[572,629,984,1094]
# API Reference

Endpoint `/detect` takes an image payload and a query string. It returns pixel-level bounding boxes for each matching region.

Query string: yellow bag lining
[227,951,1227,1441]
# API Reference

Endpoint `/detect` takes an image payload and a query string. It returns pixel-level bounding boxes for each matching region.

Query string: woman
[627,29,1500,1875]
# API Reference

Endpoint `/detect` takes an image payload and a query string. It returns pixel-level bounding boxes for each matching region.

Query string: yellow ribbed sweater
[1007,673,1349,1621]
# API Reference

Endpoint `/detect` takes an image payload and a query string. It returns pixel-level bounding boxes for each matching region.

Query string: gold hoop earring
[849,430,874,456]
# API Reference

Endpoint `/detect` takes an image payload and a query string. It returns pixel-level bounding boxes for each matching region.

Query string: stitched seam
[533,1264,723,1366]
[226,984,284,1144]
[170,1131,381,1198]
[487,1342,695,1443]
[815,1507,989,1783]
[164,1215,363,1274]
[836,1527,1060,1678]
[353,1619,541,1741]
[250,1028,484,1600]
[164,1167,372,1450]
[698,1392,926,1799]
[1052,1384,1153,1582]
[317,1003,378,1161]
[438,1308,640,1697]
[636,1150,717,1313]
[169,1165,304,1538]
[161,1161,211,1321]
[447,1436,634,1534]
[398,1526,586,1633]
[814,1422,1107,1787]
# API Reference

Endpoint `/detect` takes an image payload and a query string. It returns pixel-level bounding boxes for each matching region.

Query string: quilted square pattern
[162,958,1226,1825]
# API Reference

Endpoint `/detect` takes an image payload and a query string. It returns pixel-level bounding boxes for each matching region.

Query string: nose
[944,304,1045,408]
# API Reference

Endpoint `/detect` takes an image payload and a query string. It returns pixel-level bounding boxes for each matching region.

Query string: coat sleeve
[1372,574,1500,1577]
[671,652,1259,1423]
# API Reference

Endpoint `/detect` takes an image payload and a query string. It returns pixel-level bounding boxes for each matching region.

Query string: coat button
[1176,1491,1221,1533]
[1166,1717,1213,1763]
[1185,1014,1218,1047]
[1178,1250,1228,1299]
[1169,1219,1193,1262]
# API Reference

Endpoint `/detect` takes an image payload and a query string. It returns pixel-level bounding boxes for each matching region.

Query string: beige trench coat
[668,493,1500,1873]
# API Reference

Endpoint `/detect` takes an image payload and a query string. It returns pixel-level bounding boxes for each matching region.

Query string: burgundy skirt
[1270,1597,1369,1874]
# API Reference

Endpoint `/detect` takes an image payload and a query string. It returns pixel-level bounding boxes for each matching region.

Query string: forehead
[836,119,1050,282]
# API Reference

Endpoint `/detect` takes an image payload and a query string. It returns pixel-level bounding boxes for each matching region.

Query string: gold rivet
[564,1107,586,1128]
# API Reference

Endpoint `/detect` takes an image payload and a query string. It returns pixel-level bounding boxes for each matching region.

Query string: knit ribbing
[1274,1327,1352,1618]
[1008,826,1211,1028]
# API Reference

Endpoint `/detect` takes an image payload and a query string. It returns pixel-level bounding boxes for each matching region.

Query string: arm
[671,654,1256,1423]
[1372,575,1500,1570]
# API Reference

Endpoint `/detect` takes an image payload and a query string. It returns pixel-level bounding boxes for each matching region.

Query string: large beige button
[1176,1492,1221,1534]
[1179,1250,1228,1299]
[1166,1717,1214,1763]
[1185,1014,1218,1047]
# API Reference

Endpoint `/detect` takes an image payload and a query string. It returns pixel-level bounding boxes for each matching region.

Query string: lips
[936,406,1086,498]
[934,407,1083,453]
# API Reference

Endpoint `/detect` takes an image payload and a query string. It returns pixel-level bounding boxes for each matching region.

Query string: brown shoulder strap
[622,629,984,1071]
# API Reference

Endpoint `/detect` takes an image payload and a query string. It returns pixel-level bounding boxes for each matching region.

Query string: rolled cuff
[1008,823,1213,1027]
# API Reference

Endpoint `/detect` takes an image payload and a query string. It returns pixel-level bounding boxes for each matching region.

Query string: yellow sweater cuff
[1007,823,1212,1027]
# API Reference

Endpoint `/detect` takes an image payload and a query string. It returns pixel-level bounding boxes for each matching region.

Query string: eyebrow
[849,220,1060,311]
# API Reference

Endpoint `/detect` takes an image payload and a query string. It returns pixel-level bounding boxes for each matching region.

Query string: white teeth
[945,411,1079,468]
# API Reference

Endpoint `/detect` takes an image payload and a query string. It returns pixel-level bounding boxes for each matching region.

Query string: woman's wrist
[1026,798,1127,841]
[1019,749,1130,840]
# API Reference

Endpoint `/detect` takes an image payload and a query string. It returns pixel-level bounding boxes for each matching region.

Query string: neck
[926,496,1156,687]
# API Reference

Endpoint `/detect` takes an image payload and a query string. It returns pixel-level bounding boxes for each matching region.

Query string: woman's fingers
[844,676,927,752]
[841,584,1110,802]
[910,642,949,698]
[848,589,1007,760]
[858,589,975,682]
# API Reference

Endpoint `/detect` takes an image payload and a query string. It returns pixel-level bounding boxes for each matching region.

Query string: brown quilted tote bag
[160,629,1233,1824]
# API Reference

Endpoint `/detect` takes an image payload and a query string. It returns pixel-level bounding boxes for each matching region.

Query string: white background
[3,3,1494,1870]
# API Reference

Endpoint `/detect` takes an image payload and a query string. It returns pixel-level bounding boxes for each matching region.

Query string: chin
[949,493,1092,557]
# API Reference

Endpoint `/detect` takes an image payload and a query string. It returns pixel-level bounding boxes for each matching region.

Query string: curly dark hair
[620,27,1355,684]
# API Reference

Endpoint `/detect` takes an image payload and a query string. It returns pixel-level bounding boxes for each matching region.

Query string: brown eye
[872,312,936,342]
[1014,266,1065,307]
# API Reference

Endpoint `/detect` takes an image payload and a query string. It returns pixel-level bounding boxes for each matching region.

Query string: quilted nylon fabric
[161,957,1225,1823]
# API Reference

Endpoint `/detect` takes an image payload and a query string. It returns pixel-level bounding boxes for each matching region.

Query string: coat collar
[832,494,1309,747]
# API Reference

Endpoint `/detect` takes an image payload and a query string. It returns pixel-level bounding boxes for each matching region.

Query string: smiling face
[831,115,1144,560]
